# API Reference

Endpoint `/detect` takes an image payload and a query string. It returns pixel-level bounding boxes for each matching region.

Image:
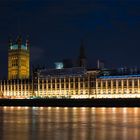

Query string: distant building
[33,67,98,98]
[0,79,32,98]
[0,67,99,99]
[97,59,105,69]
[8,36,30,80]
[96,74,140,98]
[1,67,140,99]
[1,37,140,99]
[54,62,64,69]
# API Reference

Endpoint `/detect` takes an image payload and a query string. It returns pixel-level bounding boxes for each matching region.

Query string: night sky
[0,0,140,78]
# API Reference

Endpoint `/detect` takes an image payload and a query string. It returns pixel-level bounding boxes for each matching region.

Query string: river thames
[0,107,139,140]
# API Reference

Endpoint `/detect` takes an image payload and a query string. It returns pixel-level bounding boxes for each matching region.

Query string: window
[98,82,101,87]
[70,78,73,82]
[85,78,88,81]
[90,77,94,81]
[80,78,83,82]
[19,85,21,90]
[66,84,69,89]
[61,84,64,89]
[108,81,111,87]
[85,83,88,88]
[26,85,28,90]
[75,83,78,88]
[70,83,73,88]
[61,79,64,83]
[66,79,69,83]
[103,81,106,87]
[118,81,121,87]
[90,82,94,87]
[23,85,25,90]
[80,83,83,88]
[113,81,116,87]
[129,80,132,87]
[52,84,55,89]
[134,80,138,87]
[123,80,127,87]
[57,79,59,83]
[75,78,78,82]
[57,84,59,89]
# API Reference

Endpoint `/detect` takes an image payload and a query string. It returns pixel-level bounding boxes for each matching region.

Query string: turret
[17,36,22,49]
[8,38,12,50]
[26,36,30,51]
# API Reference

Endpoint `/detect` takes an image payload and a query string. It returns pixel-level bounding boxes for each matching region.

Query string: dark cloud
[31,47,45,61]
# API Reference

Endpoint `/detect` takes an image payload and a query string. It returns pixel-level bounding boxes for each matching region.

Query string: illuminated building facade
[1,68,140,98]
[0,67,99,98]
[0,79,32,99]
[8,36,30,80]
[96,75,140,98]
[33,68,98,98]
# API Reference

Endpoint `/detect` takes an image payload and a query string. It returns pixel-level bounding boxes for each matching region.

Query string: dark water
[0,107,140,140]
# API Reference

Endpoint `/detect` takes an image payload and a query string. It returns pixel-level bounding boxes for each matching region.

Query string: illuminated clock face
[10,44,27,50]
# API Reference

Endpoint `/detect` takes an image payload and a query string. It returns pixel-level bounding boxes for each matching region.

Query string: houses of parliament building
[0,36,140,99]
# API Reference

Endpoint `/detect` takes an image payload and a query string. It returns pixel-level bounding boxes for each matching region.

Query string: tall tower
[8,36,30,80]
[78,40,87,67]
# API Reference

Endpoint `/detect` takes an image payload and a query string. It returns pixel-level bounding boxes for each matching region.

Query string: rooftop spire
[78,39,87,67]
[79,39,86,59]
[9,38,12,45]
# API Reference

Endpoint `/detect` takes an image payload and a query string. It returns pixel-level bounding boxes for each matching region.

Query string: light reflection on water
[0,107,140,140]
